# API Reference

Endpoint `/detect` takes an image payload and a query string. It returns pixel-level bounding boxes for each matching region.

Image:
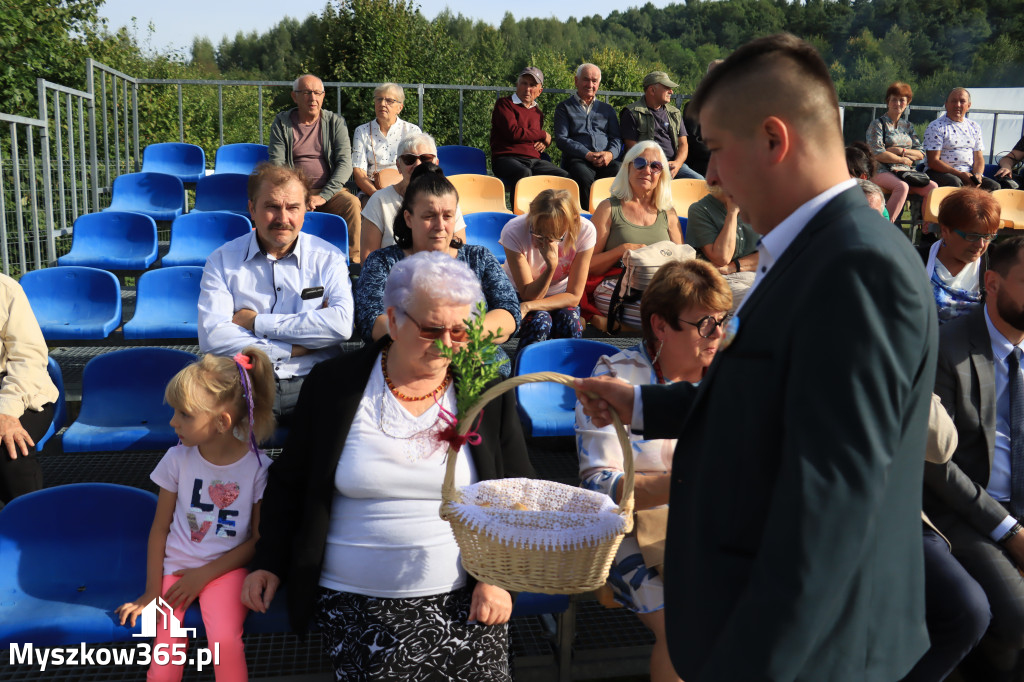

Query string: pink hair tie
[233,352,254,370]
[232,352,262,465]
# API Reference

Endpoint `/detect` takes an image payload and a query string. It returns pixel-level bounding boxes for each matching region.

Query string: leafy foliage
[437,301,503,418]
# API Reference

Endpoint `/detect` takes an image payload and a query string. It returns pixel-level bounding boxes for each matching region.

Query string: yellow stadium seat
[671,179,710,218]
[513,176,583,215]
[922,186,958,225]
[993,189,1024,229]
[589,177,615,213]
[448,174,511,215]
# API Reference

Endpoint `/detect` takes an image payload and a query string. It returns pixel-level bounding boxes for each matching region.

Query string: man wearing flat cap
[621,71,703,179]
[490,66,571,193]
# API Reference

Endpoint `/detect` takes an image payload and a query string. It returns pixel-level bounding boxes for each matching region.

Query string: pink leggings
[872,171,938,223]
[147,567,249,682]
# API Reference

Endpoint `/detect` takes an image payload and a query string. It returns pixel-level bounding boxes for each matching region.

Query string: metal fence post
[36,81,56,264]
[86,59,100,212]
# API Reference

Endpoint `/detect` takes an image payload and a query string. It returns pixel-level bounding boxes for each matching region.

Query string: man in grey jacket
[269,74,362,262]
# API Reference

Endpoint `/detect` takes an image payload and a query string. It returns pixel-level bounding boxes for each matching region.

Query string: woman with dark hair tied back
[354,163,521,375]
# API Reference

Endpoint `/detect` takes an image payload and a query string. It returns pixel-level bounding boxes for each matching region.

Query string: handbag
[369,143,402,190]
[893,170,931,188]
[603,241,696,334]
[635,507,668,574]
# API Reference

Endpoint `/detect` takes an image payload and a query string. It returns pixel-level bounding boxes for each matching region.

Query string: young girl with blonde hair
[116,347,275,682]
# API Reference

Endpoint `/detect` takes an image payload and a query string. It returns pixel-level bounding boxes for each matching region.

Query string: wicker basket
[440,371,634,594]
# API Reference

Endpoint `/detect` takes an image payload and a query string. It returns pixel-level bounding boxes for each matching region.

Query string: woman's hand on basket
[469,582,513,625]
[574,376,635,429]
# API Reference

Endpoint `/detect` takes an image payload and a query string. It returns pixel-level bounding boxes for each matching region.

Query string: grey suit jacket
[642,187,936,681]
[925,305,1009,539]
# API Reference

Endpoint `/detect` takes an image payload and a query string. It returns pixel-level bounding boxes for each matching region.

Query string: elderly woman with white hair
[360,132,467,260]
[243,250,534,681]
[351,82,423,199]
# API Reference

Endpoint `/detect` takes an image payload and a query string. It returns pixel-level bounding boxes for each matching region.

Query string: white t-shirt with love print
[499,215,597,296]
[151,444,269,574]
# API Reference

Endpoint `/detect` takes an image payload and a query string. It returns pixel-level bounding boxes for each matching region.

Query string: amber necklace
[381,345,452,402]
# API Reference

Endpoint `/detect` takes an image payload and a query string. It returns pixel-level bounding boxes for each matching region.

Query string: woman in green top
[589,141,682,277]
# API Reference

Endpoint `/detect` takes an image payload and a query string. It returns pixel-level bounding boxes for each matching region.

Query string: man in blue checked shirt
[198,164,353,422]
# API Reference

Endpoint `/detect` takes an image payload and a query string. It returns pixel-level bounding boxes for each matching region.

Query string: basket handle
[441,371,635,518]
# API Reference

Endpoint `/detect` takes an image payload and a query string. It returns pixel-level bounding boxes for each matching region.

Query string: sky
[98,0,674,55]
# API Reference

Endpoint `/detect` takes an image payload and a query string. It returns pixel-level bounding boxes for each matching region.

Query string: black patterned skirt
[314,585,513,681]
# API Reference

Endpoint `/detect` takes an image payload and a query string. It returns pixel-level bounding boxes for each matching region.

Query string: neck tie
[1009,348,1024,518]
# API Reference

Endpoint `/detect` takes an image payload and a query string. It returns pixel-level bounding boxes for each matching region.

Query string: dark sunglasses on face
[399,153,436,166]
[952,228,997,243]
[632,157,664,174]
[403,310,469,343]
[679,313,732,338]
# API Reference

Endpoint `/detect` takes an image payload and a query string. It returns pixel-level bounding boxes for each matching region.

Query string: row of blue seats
[59,210,349,271]
[40,338,618,455]
[143,142,488,184]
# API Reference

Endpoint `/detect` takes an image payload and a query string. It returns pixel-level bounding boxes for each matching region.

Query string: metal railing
[2,58,1023,278]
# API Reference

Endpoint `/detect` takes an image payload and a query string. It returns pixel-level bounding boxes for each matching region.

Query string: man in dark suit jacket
[925,235,1024,681]
[578,34,936,680]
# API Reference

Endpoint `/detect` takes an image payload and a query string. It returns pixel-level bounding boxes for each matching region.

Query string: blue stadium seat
[102,172,184,222]
[20,266,122,341]
[437,145,488,176]
[162,212,252,267]
[985,163,1000,178]
[36,357,67,452]
[214,143,269,175]
[57,211,158,271]
[302,212,348,258]
[0,483,158,646]
[191,173,251,215]
[463,211,514,264]
[122,267,204,340]
[62,348,197,453]
[679,216,687,240]
[514,339,619,437]
[141,142,206,184]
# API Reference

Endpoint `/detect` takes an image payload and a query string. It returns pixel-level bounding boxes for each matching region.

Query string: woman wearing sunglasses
[925,187,1002,324]
[576,259,731,682]
[361,133,468,261]
[355,164,520,375]
[499,188,596,348]
[245,251,534,681]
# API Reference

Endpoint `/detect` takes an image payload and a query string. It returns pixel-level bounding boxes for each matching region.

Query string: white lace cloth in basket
[448,478,627,550]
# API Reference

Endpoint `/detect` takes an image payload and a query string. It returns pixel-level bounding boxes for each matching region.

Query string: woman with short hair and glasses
[351,83,422,200]
[244,250,533,681]
[499,188,596,348]
[925,187,1002,324]
[355,164,520,375]
[360,133,468,260]
[575,258,731,682]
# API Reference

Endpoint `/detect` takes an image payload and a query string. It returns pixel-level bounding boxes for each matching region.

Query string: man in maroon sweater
[490,66,570,193]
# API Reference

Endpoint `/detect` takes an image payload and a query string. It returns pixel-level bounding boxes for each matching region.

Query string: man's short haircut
[989,236,1024,277]
[292,74,322,91]
[689,33,840,141]
[884,81,914,104]
[576,63,600,78]
[938,187,1000,235]
[856,178,885,211]
[706,59,724,75]
[374,82,405,103]
[397,133,437,157]
[947,87,971,104]
[248,163,311,204]
[640,260,732,345]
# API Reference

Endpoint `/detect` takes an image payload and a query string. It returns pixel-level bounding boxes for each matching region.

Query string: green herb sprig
[437,301,503,416]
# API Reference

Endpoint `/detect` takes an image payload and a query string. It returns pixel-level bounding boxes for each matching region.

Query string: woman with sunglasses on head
[499,188,596,348]
[575,259,731,682]
[361,133,467,261]
[351,83,422,201]
[588,140,682,279]
[244,251,534,681]
[355,163,520,375]
[925,187,1002,324]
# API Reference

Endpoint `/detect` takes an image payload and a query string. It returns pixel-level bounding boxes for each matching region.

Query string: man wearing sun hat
[621,70,703,180]
[490,66,571,192]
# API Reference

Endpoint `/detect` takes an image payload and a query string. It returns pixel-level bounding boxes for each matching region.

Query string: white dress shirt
[632,179,858,427]
[198,230,353,379]
[984,307,1024,539]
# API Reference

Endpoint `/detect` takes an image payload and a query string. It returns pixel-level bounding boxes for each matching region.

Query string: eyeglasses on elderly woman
[952,229,998,243]
[402,310,469,343]
[679,312,732,338]
[375,96,401,106]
